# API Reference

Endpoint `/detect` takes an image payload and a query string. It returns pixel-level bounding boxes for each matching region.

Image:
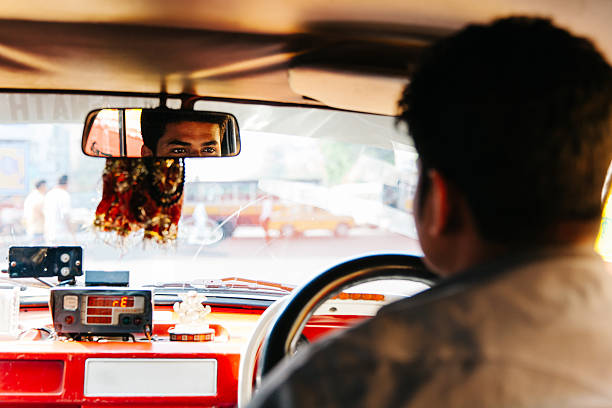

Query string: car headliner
[0,0,611,114]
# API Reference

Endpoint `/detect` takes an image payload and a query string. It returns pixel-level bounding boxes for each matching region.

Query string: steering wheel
[237,254,438,407]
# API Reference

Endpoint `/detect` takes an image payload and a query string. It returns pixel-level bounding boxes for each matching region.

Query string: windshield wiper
[146,277,293,296]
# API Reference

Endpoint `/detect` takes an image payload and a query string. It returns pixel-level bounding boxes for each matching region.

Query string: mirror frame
[82,108,241,158]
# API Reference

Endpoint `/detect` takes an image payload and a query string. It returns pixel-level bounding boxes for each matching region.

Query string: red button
[64,316,74,324]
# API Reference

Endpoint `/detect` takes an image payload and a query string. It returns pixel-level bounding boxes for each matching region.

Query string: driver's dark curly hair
[398,16,612,243]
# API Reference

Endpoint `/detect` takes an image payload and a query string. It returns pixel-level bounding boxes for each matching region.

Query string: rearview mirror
[82,108,240,158]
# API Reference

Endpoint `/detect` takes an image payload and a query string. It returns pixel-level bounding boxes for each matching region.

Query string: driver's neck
[434,220,600,278]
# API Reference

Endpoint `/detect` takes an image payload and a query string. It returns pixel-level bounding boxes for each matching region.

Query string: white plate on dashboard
[84,358,217,397]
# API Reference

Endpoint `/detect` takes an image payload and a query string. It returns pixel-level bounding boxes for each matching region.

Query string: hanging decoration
[93,158,185,245]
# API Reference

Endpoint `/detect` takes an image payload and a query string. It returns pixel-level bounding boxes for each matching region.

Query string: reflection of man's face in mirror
[141,121,221,157]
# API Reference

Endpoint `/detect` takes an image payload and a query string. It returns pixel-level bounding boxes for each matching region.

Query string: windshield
[0,93,423,294]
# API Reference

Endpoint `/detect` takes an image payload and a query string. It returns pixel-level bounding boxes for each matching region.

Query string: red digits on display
[85,295,138,325]
[87,296,135,308]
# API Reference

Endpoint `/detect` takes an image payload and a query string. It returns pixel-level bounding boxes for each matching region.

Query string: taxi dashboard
[0,289,376,407]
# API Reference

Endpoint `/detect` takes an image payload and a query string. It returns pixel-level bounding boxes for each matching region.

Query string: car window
[0,93,423,293]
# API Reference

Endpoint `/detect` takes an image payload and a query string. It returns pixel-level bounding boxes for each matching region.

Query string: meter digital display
[83,295,145,325]
[50,288,153,338]
[88,296,135,307]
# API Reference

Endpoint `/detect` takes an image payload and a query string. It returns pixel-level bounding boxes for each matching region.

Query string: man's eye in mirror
[82,108,241,158]
[169,147,189,156]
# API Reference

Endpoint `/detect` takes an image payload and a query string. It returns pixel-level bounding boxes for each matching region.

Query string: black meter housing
[50,287,153,338]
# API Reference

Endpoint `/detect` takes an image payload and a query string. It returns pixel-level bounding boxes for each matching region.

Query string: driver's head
[140,110,228,157]
[398,17,612,275]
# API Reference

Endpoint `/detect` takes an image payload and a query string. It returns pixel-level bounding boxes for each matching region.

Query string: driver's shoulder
[372,248,612,353]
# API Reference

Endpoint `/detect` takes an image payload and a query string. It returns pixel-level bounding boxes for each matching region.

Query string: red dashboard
[0,304,366,407]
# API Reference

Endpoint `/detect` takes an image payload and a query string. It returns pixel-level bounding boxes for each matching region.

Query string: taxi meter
[50,288,153,338]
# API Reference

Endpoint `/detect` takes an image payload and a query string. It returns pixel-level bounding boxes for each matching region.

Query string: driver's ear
[141,144,153,157]
[427,169,453,236]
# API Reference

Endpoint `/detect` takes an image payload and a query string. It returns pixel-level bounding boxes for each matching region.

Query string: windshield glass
[0,93,423,293]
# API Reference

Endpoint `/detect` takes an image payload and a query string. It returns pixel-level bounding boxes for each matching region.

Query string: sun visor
[289,66,408,116]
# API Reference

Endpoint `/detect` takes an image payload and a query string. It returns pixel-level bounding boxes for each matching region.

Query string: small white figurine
[172,291,212,333]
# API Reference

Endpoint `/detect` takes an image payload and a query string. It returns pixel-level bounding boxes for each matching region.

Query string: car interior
[0,1,611,407]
